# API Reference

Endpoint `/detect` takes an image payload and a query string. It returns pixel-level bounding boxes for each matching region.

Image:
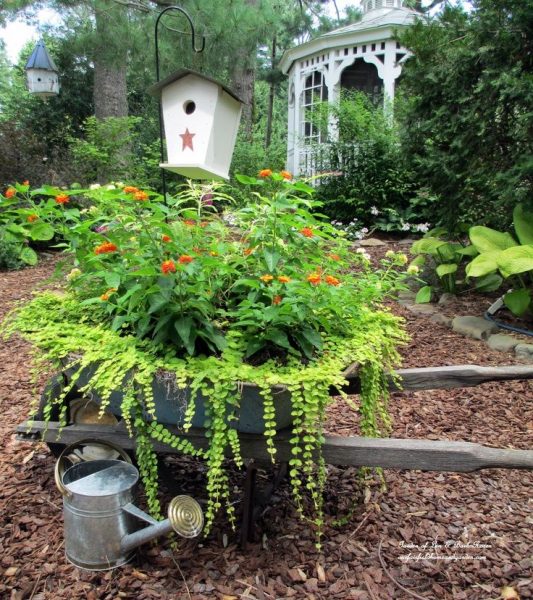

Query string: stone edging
[397,291,533,364]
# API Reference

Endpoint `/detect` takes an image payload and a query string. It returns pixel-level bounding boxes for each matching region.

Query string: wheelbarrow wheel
[34,374,135,462]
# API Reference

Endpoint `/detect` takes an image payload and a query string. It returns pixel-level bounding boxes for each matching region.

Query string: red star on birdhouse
[180,128,195,151]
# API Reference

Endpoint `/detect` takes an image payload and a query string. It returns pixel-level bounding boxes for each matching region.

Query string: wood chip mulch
[0,255,531,600]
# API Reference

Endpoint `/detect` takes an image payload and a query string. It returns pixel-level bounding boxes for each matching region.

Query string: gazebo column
[289,73,304,175]
[324,67,341,142]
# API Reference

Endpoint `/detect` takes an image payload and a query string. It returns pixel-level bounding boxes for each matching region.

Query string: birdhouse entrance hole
[184,101,196,115]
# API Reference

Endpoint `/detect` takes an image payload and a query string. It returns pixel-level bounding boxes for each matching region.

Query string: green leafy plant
[410,226,478,302]
[2,171,410,546]
[310,91,418,227]
[0,181,67,267]
[465,204,533,316]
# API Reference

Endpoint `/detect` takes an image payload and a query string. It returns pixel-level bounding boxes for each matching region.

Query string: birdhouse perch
[148,69,243,180]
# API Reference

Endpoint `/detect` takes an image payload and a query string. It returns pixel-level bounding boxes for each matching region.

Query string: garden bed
[0,255,531,600]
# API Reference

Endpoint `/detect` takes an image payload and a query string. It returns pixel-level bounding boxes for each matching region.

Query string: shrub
[0,230,26,271]
[311,91,417,228]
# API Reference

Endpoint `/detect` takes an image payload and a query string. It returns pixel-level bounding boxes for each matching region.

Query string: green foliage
[67,116,144,184]
[466,204,533,315]
[398,1,533,229]
[2,290,406,542]
[0,229,26,270]
[313,91,417,228]
[1,172,409,543]
[410,226,477,299]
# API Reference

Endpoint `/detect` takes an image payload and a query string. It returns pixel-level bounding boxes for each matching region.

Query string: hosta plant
[2,172,409,545]
[409,225,478,302]
[466,204,533,316]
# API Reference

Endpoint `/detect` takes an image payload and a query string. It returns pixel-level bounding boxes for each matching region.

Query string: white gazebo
[279,0,420,176]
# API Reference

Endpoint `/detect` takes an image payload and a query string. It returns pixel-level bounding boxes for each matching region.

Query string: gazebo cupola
[279,0,420,176]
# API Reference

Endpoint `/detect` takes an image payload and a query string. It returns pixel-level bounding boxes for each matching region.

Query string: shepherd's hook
[155,6,205,201]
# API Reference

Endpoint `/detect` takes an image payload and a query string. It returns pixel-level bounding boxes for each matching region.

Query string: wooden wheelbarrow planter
[16,363,533,546]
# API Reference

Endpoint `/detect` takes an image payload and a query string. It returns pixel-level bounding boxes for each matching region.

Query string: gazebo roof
[279,5,420,74]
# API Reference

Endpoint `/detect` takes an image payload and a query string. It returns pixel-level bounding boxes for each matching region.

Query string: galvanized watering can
[54,439,203,571]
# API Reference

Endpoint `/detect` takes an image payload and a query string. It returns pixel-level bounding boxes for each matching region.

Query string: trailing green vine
[1,290,406,542]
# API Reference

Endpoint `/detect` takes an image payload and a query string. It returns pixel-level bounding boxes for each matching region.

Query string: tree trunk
[265,35,277,149]
[230,0,259,141]
[93,0,129,119]
[231,58,255,141]
[93,61,129,119]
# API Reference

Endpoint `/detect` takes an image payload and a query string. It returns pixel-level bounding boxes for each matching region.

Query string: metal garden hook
[154,6,205,201]
[154,6,205,82]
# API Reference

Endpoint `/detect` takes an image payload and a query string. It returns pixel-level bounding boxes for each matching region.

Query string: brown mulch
[0,255,532,600]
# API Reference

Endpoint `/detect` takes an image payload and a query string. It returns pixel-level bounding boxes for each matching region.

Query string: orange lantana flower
[300,227,314,238]
[134,191,149,201]
[55,194,69,204]
[27,214,39,223]
[272,295,282,305]
[184,219,196,226]
[4,188,16,198]
[243,247,254,256]
[307,273,321,285]
[95,242,118,255]
[162,234,172,243]
[100,288,117,301]
[325,275,340,286]
[259,274,274,283]
[327,253,341,261]
[258,169,272,178]
[123,186,139,194]
[277,275,291,283]
[280,170,292,180]
[178,255,193,264]
[161,260,176,274]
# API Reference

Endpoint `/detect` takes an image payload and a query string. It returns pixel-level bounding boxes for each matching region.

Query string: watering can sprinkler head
[120,494,204,555]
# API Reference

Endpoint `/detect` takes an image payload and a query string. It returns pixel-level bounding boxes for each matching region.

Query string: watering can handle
[54,438,132,498]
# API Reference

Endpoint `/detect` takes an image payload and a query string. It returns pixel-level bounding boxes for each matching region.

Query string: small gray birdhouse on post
[25,40,60,99]
[148,69,243,180]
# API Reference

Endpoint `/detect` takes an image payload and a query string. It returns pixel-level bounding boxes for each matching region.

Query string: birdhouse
[25,40,60,99]
[148,69,243,180]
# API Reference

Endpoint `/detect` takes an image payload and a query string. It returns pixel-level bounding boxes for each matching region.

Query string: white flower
[105,184,116,190]
[89,183,101,190]
[356,248,371,261]
[370,206,379,216]
[361,227,369,234]
[416,223,431,233]
[407,264,420,275]
[115,182,124,188]
[401,222,411,232]
[385,250,395,258]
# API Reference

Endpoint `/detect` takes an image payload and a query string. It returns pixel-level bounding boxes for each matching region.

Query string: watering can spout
[120,495,204,554]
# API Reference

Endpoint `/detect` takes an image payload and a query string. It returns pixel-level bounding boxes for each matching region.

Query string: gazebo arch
[279,0,420,176]
[341,59,383,104]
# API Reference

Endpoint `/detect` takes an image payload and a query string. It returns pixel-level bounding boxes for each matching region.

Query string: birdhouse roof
[25,40,58,72]
[147,69,243,104]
